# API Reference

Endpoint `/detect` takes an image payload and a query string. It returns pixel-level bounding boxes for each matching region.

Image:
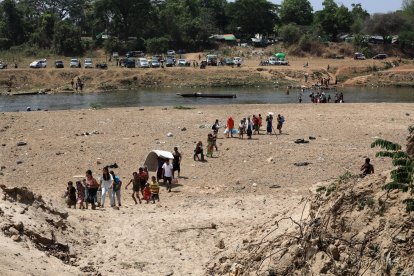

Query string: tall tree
[227,0,278,37]
[93,0,152,41]
[314,0,352,40]
[0,0,26,45]
[365,12,407,39]
[279,0,313,26]
[350,3,369,34]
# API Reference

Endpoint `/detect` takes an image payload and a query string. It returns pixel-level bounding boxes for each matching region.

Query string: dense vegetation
[0,0,413,56]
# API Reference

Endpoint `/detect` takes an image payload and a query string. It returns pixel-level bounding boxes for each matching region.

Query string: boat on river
[176,92,237,98]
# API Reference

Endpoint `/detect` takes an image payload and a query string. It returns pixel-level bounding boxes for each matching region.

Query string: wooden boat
[176,93,236,98]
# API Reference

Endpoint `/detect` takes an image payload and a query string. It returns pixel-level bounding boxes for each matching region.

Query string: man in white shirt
[162,159,173,192]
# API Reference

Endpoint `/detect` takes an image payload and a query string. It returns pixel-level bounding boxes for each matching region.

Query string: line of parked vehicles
[28,58,108,69]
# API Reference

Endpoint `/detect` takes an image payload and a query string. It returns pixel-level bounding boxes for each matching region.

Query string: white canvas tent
[144,150,174,172]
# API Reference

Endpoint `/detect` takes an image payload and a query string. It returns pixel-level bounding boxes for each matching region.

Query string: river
[1,86,414,112]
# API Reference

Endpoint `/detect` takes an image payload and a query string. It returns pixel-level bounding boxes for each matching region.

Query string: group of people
[193,114,285,161]
[63,167,121,210]
[64,158,183,209]
[231,114,284,139]
[70,77,84,92]
[299,90,344,104]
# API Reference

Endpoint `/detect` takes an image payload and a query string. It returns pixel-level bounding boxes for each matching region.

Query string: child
[125,172,142,204]
[207,133,214,157]
[239,119,245,139]
[76,181,85,209]
[142,183,151,204]
[194,141,204,161]
[150,176,160,204]
[63,181,77,209]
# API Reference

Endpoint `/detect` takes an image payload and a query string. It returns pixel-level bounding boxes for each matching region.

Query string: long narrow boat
[176,92,237,98]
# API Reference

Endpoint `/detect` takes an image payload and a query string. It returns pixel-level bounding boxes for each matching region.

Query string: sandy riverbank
[1,56,413,95]
[0,103,413,275]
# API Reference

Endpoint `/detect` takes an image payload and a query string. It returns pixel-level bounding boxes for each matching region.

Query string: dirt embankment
[0,56,413,95]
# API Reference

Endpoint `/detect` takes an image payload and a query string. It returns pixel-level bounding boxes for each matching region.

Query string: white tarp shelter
[144,150,174,172]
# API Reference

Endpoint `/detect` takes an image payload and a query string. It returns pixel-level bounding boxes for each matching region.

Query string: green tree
[53,21,83,55]
[279,0,313,26]
[145,36,170,53]
[29,13,56,48]
[227,0,278,37]
[93,0,152,41]
[279,23,302,44]
[314,1,352,41]
[0,0,26,45]
[365,12,407,40]
[350,3,369,34]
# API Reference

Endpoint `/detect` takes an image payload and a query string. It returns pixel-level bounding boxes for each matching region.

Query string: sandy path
[0,103,413,274]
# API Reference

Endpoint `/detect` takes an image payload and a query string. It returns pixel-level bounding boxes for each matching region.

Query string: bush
[298,34,323,56]
[145,36,170,54]
[279,23,302,45]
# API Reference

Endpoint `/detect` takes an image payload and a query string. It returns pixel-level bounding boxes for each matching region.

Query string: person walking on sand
[110,170,122,207]
[253,115,260,135]
[194,141,204,161]
[162,159,174,192]
[172,147,182,178]
[137,167,147,195]
[277,114,285,135]
[266,114,273,135]
[207,133,214,157]
[212,119,220,135]
[99,166,114,208]
[246,117,253,139]
[125,172,142,204]
[63,181,77,209]
[360,158,374,177]
[76,181,85,209]
[226,117,235,138]
[239,118,246,139]
[150,176,160,203]
[85,169,99,210]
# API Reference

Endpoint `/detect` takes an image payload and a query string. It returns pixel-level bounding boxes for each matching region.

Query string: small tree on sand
[371,125,414,212]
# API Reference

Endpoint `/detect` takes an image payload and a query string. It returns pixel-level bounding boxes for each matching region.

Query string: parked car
[0,61,7,69]
[95,62,108,69]
[373,54,387,60]
[178,59,190,67]
[138,58,149,68]
[206,54,218,66]
[151,59,160,68]
[70,58,80,68]
[233,57,242,66]
[126,51,144,58]
[124,58,136,68]
[166,58,175,67]
[224,58,235,66]
[279,59,289,66]
[54,60,64,68]
[268,56,279,65]
[354,52,366,60]
[84,58,93,68]
[167,50,176,55]
[29,59,47,68]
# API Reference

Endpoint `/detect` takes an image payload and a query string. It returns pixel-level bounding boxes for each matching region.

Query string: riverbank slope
[1,56,413,95]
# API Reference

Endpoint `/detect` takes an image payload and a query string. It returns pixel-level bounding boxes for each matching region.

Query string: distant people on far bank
[360,158,374,177]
